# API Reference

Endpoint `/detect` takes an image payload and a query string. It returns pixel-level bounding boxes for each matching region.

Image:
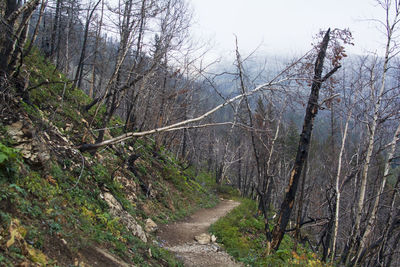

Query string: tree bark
[330,107,352,261]
[270,29,339,250]
[354,121,400,265]
[0,0,39,75]
[73,0,102,89]
[235,37,262,188]
[343,6,396,262]
[377,171,400,266]
[50,0,61,59]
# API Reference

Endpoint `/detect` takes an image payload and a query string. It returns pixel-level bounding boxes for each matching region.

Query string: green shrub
[216,184,240,198]
[0,142,21,182]
[211,199,328,266]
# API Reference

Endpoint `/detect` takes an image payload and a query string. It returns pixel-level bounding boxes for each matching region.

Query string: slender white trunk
[331,108,352,261]
[354,121,400,264]
[346,17,394,263]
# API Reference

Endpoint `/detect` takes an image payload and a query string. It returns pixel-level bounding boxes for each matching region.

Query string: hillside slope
[0,50,219,266]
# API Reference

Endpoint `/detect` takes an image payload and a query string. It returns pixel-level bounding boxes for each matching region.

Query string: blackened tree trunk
[294,151,309,250]
[270,29,340,250]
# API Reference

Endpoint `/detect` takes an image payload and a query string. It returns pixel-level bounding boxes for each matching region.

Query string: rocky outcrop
[7,120,50,166]
[101,192,147,243]
[114,175,137,203]
[144,218,158,233]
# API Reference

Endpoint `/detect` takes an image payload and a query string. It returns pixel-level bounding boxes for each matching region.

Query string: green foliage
[211,199,328,266]
[18,171,61,200]
[186,167,217,191]
[210,199,262,260]
[92,163,111,184]
[0,142,21,182]
[216,184,241,199]
[0,49,222,266]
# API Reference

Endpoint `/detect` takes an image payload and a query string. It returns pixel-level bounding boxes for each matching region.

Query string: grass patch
[210,199,329,266]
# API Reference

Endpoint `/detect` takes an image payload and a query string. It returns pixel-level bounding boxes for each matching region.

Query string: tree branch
[78,80,287,152]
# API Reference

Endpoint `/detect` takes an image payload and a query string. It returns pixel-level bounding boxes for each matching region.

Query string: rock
[144,218,158,233]
[61,238,67,245]
[65,123,73,132]
[211,234,217,243]
[15,142,32,158]
[35,141,51,163]
[124,216,147,243]
[102,192,123,212]
[7,120,51,167]
[7,121,24,137]
[194,233,211,245]
[210,243,220,251]
[114,176,137,202]
[101,192,147,243]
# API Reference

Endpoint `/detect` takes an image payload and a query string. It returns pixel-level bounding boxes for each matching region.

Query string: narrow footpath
[157,199,242,267]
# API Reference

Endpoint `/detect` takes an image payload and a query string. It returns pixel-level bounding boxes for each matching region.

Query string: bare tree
[0,0,40,76]
[73,0,102,89]
[270,29,342,251]
[342,2,400,264]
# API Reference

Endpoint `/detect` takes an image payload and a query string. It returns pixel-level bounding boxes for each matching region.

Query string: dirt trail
[157,199,242,267]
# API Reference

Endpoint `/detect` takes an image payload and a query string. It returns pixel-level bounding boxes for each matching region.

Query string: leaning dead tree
[269,29,342,250]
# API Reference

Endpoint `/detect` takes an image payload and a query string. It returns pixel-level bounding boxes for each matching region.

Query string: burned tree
[270,29,342,250]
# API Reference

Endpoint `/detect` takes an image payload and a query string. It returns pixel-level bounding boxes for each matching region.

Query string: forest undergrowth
[0,49,221,266]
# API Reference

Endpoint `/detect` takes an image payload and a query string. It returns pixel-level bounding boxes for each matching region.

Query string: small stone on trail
[194,233,211,245]
[211,234,217,243]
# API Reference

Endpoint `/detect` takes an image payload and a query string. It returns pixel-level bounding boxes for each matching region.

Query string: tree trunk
[294,151,309,250]
[377,171,400,266]
[0,0,40,75]
[330,108,352,261]
[74,0,102,89]
[270,29,338,250]
[50,0,61,59]
[353,122,400,265]
[343,12,394,263]
[235,38,262,188]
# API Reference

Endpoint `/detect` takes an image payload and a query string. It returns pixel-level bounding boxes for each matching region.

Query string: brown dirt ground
[157,199,243,267]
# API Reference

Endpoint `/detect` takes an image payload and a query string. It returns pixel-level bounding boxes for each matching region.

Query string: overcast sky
[189,0,387,60]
